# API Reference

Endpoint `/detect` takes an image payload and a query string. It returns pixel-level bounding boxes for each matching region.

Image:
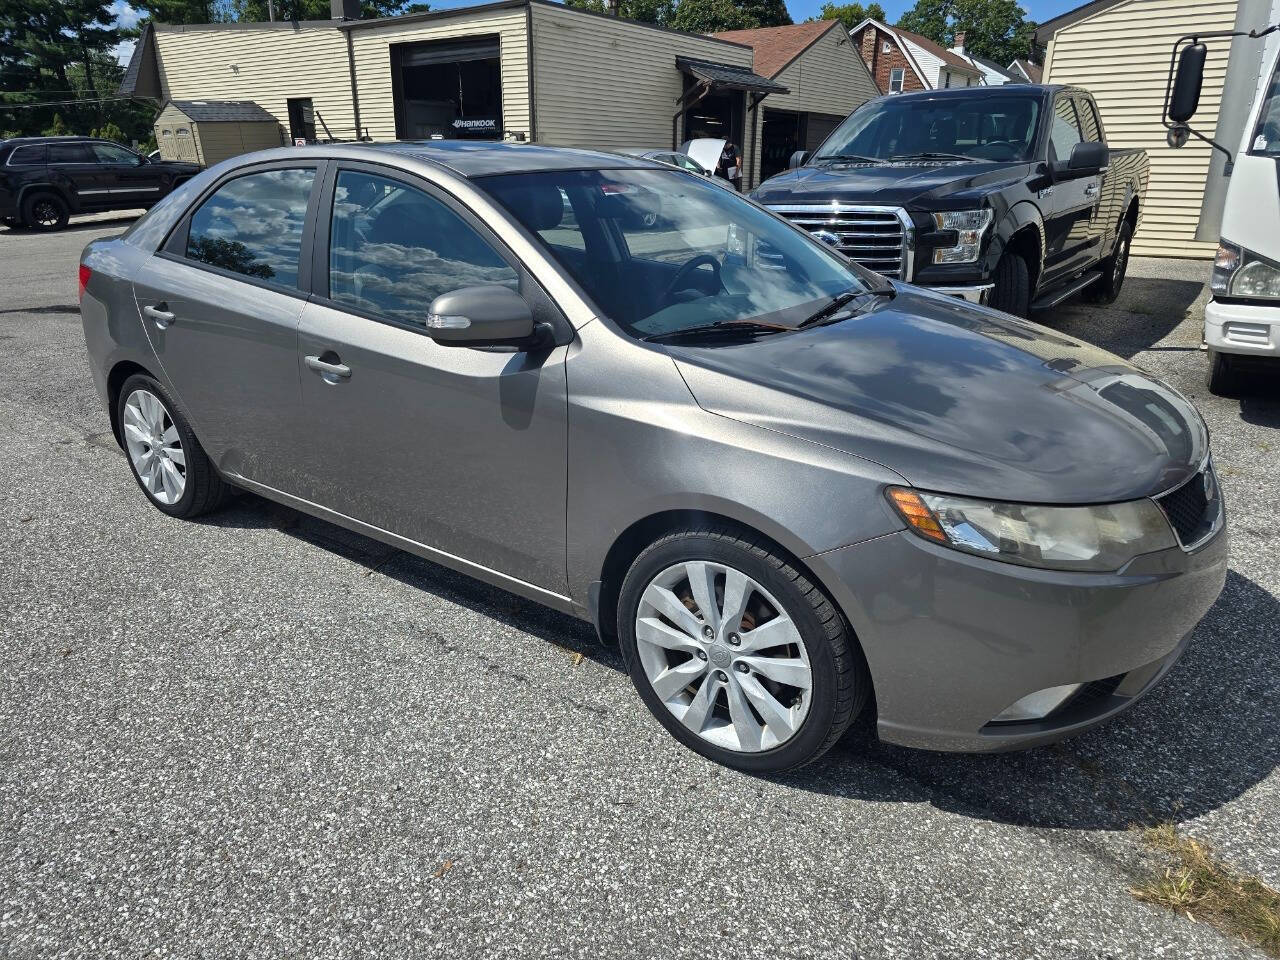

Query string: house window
[889,67,905,93]
[943,72,951,88]
[882,40,892,53]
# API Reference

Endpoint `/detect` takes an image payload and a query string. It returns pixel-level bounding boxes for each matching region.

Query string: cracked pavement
[1,217,1278,958]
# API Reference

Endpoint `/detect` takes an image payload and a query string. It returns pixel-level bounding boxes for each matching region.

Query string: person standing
[717,141,743,192]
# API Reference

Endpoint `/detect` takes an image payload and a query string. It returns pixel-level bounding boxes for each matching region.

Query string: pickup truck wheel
[1089,220,1132,304]
[21,192,69,231]
[618,527,869,773]
[990,250,1031,317]
[1206,349,1238,397]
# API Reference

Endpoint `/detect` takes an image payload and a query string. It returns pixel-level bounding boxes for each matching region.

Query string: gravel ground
[1,217,1277,959]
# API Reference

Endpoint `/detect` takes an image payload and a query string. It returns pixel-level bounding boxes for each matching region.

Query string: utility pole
[268,0,276,21]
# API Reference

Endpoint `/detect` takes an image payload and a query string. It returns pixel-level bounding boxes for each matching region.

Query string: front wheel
[1206,349,1238,397]
[989,250,1031,317]
[618,527,869,773]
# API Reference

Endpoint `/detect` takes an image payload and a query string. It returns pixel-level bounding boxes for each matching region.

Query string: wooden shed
[154,100,284,167]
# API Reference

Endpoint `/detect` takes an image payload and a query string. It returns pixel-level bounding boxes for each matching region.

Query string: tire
[117,373,229,518]
[1206,348,1238,397]
[1089,220,1132,304]
[989,250,1032,317]
[617,525,869,773]
[20,191,69,231]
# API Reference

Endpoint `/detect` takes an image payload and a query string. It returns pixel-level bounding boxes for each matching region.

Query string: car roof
[887,83,1061,103]
[360,140,657,177]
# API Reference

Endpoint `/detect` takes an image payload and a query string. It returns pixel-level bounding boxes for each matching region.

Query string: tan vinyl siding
[191,121,285,165]
[351,10,530,142]
[766,26,878,118]
[153,24,358,139]
[531,4,755,173]
[1043,0,1237,258]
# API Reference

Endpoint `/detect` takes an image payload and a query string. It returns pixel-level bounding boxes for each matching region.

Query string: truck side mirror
[1169,42,1207,124]
[1068,141,1109,175]
[789,150,810,170]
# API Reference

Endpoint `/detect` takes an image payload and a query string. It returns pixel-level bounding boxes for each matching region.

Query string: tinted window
[816,95,1041,162]
[1049,97,1082,162]
[1076,98,1101,142]
[186,168,315,289]
[7,144,46,165]
[328,170,517,327]
[91,142,139,164]
[49,142,93,163]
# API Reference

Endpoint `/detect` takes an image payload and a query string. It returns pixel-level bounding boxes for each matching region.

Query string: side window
[49,142,93,164]
[328,169,518,327]
[186,167,315,289]
[889,68,905,94]
[8,144,46,165]
[1049,96,1083,162]
[1075,97,1102,142]
[90,142,139,164]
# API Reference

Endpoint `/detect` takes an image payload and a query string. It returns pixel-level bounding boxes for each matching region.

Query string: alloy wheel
[32,200,60,228]
[1114,233,1129,286]
[634,561,813,753]
[122,388,187,505]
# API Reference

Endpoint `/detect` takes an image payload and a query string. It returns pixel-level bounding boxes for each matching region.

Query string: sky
[109,0,1082,64]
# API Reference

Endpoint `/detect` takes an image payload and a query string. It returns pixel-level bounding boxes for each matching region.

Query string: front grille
[768,204,910,280]
[1156,465,1220,548]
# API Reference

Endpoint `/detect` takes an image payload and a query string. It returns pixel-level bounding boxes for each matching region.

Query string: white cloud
[110,1,142,29]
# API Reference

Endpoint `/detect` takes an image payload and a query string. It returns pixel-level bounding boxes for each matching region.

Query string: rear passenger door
[292,164,569,593]
[131,162,322,488]
[47,141,107,208]
[1041,94,1100,282]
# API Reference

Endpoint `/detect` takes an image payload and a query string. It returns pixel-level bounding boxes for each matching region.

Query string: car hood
[752,160,1030,208]
[671,287,1208,504]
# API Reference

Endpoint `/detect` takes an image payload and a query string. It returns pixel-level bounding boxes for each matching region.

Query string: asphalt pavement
[1,216,1278,959]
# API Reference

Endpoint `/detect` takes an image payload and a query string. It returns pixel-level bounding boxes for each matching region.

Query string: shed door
[174,125,199,163]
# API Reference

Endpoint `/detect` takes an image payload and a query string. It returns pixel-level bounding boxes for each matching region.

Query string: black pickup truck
[752,84,1148,317]
[0,136,200,232]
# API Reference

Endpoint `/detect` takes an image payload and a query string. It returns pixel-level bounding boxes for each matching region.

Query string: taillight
[78,263,91,303]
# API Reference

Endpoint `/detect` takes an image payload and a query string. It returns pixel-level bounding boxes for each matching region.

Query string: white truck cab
[1205,40,1280,392]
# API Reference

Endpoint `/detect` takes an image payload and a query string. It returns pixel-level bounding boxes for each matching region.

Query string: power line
[0,96,137,111]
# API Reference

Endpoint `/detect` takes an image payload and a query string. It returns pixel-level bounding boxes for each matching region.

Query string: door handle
[143,304,175,328]
[305,354,351,380]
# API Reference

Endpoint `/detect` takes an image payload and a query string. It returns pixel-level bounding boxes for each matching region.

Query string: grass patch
[1132,823,1280,955]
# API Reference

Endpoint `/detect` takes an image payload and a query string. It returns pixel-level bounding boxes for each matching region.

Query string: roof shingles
[711,20,838,78]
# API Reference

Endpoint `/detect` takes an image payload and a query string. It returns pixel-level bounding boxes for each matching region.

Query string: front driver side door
[293,165,569,594]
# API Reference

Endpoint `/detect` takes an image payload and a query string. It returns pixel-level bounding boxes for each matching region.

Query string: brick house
[850,18,984,93]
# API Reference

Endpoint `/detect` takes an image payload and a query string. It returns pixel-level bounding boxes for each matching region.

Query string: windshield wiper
[796,288,895,330]
[642,321,789,344]
[818,153,881,164]
[888,152,975,162]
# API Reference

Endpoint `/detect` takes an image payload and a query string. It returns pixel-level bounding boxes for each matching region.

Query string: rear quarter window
[7,144,47,165]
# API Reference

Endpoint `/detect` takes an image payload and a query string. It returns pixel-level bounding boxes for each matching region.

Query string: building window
[882,40,892,54]
[889,67,905,93]
[287,97,316,144]
[943,72,951,88]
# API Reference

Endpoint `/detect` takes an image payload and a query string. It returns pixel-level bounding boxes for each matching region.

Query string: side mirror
[1067,140,1109,176]
[425,285,540,348]
[1169,42,1207,124]
[789,150,810,170]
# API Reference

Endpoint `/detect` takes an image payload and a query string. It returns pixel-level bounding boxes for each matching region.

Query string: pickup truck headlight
[1211,240,1280,300]
[931,209,993,264]
[886,487,1177,572]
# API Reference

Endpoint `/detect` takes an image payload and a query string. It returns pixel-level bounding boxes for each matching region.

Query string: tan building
[153,100,284,165]
[1036,0,1239,257]
[122,0,880,189]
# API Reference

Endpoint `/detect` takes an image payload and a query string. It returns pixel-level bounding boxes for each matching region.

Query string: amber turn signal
[886,487,948,543]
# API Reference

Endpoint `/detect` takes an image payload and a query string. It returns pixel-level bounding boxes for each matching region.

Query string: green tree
[809,1,885,29]
[92,120,129,143]
[669,0,752,31]
[737,0,791,26]
[229,0,426,20]
[896,0,1038,65]
[564,0,674,25]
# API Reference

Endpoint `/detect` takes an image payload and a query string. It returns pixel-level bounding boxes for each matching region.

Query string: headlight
[886,487,1177,572]
[1211,239,1280,300]
[931,209,993,264]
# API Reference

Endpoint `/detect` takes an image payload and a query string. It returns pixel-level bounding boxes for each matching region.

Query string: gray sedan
[78,142,1227,772]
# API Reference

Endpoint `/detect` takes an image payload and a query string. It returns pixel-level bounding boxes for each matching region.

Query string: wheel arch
[1003,209,1045,294]
[106,360,156,448]
[17,182,72,212]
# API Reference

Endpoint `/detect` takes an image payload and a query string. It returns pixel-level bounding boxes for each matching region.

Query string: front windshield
[815,95,1041,163]
[477,168,875,340]
[1249,53,1280,156]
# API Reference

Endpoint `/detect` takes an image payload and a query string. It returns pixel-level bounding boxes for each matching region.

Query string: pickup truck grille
[766,204,912,280]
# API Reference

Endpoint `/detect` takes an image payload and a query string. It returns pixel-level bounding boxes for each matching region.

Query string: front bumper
[1205,297,1280,356]
[923,282,993,305]
[809,519,1228,752]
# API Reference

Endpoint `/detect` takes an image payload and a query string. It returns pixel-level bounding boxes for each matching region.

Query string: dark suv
[0,136,201,231]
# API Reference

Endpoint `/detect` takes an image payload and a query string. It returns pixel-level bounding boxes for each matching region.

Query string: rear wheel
[1206,349,1238,397]
[21,191,68,231]
[618,527,869,773]
[117,373,229,518]
[1089,220,1132,304]
[989,250,1031,317]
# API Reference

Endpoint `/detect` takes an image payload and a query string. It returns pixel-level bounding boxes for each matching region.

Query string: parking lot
[1,216,1277,959]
